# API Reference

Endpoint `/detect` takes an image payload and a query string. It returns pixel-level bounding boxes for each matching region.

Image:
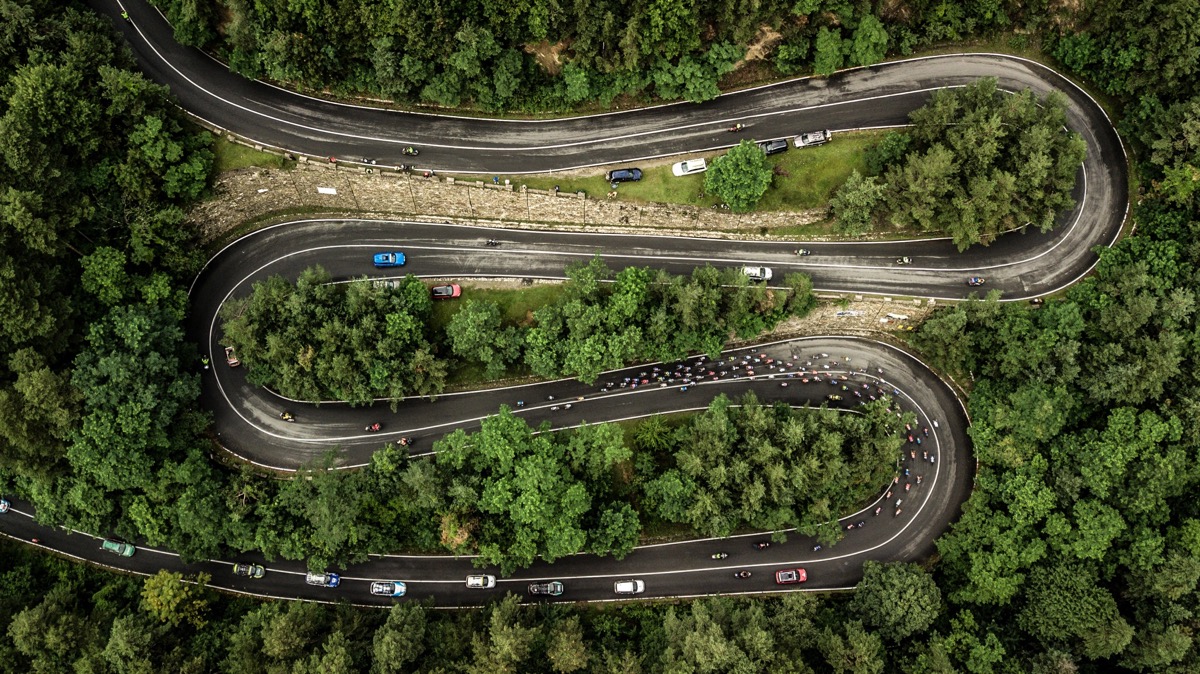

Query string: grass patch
[213,136,292,172]
[461,130,886,215]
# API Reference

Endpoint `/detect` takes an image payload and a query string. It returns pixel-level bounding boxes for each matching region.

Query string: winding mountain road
[0,0,1128,606]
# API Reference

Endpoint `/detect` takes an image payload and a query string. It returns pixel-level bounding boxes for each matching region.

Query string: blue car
[305,571,340,588]
[370,581,407,597]
[373,252,406,268]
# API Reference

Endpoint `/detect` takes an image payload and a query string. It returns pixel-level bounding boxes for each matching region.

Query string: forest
[0,0,1199,670]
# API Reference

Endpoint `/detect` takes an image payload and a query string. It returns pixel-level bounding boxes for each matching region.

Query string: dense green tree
[850,561,942,642]
[141,571,211,629]
[704,140,775,212]
[830,170,885,235]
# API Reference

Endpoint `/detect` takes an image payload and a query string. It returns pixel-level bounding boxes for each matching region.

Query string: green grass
[213,137,291,172]
[460,129,886,216]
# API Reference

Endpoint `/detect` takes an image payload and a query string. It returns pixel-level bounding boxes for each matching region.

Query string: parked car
[605,168,643,183]
[614,579,645,595]
[793,130,832,148]
[305,571,340,588]
[967,277,986,286]
[466,574,496,589]
[775,568,808,584]
[224,346,240,367]
[373,252,406,268]
[372,278,400,289]
[528,581,564,596]
[758,139,789,155]
[370,581,407,597]
[233,563,265,579]
[101,539,136,557]
[431,283,461,299]
[671,159,707,176]
[742,266,773,282]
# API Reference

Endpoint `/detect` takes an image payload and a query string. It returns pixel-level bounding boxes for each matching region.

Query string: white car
[671,159,707,176]
[614,579,645,595]
[742,266,773,282]
[466,574,496,589]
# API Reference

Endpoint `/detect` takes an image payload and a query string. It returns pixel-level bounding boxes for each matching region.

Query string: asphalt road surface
[0,0,1128,606]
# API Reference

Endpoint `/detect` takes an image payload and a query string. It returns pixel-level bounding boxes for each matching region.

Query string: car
[373,252,406,268]
[0,498,9,513]
[305,571,340,588]
[742,266,773,282]
[775,568,808,584]
[605,168,643,183]
[372,279,400,289]
[614,579,645,595]
[101,539,135,557]
[671,159,707,176]
[758,139,789,155]
[233,563,265,579]
[370,581,407,597]
[431,283,461,299]
[466,574,496,589]
[967,277,986,286]
[528,581,564,596]
[793,130,832,148]
[224,346,240,367]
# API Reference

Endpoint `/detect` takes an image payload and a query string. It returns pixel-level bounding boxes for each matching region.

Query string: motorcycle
[896,257,912,265]
[485,239,500,246]
[795,249,811,256]
[398,436,412,446]
[366,422,382,432]
[752,541,771,550]
[711,552,728,560]
[279,411,295,422]
[728,123,746,132]
[734,571,752,579]
[812,544,822,552]
[402,146,419,156]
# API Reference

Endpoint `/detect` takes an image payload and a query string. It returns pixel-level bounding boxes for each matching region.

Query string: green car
[101,539,135,557]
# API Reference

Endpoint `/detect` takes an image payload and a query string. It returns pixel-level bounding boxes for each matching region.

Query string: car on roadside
[775,568,807,584]
[671,159,707,176]
[373,252,406,268]
[305,571,340,588]
[431,283,461,299]
[793,130,832,148]
[605,168,643,183]
[742,266,773,282]
[466,574,496,589]
[101,539,136,557]
[224,346,240,367]
[967,277,986,286]
[370,581,407,597]
[758,139,789,155]
[528,581,564,596]
[614,579,645,595]
[233,563,265,579]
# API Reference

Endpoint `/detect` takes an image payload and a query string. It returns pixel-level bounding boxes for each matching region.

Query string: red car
[431,284,461,299]
[775,568,807,584]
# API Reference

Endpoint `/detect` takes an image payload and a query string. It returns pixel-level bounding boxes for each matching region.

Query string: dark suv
[605,168,643,183]
[758,139,789,156]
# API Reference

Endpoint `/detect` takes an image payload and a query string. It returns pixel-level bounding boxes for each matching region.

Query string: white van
[742,266,773,282]
[672,159,707,176]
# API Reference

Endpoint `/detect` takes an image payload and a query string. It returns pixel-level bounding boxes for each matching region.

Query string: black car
[758,139,789,156]
[605,168,643,183]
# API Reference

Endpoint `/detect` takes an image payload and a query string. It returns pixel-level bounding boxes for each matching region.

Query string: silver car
[466,574,496,589]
